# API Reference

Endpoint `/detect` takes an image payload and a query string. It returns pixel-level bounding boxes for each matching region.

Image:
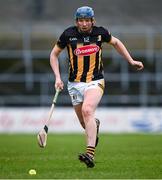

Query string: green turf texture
[0,134,162,179]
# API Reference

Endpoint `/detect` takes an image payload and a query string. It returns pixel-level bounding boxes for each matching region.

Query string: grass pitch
[0,133,162,179]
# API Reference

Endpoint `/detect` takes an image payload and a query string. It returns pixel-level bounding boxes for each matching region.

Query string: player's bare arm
[109,36,144,71]
[50,45,64,90]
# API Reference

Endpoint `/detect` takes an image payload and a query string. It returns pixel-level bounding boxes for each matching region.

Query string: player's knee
[82,104,94,118]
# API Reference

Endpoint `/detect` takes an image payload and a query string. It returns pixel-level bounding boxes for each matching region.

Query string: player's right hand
[55,79,64,91]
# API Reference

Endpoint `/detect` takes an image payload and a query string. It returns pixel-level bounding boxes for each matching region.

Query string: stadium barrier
[0,108,162,133]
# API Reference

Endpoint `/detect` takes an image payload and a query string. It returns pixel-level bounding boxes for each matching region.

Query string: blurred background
[0,0,162,133]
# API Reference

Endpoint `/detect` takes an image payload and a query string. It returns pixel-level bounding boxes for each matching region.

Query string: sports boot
[78,153,95,168]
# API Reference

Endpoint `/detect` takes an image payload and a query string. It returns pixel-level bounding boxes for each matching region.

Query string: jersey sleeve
[56,31,67,49]
[101,27,112,43]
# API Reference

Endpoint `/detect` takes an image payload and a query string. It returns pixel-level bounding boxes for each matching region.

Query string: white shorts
[67,79,105,106]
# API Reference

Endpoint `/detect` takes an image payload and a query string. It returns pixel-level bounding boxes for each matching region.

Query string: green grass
[0,134,162,179]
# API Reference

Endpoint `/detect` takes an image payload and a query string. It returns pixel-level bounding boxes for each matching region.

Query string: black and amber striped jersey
[56,26,112,82]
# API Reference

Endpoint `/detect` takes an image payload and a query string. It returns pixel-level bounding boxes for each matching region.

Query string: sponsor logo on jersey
[74,45,100,56]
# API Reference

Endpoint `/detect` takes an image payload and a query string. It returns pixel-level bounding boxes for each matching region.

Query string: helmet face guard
[75,6,94,20]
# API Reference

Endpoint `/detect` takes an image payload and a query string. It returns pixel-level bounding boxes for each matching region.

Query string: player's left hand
[131,60,144,71]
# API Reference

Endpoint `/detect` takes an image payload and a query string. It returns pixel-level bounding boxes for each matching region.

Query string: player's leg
[73,103,85,129]
[74,103,100,147]
[82,88,102,148]
[68,81,103,167]
[74,104,100,146]
[79,87,103,167]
